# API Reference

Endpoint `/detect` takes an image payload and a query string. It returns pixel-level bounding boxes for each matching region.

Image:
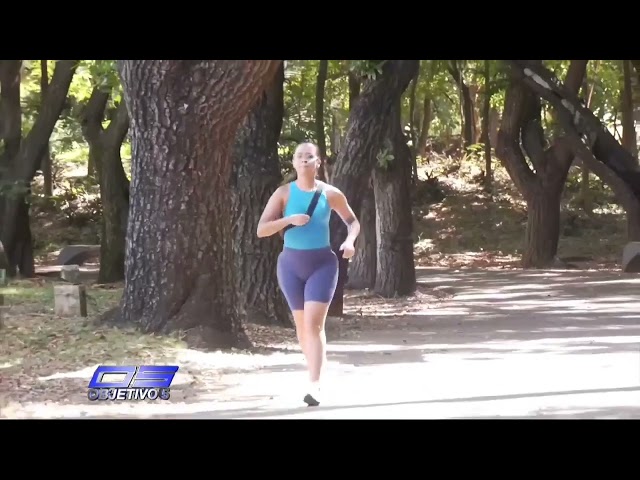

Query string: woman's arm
[257,186,311,237]
[328,187,360,257]
[257,187,290,238]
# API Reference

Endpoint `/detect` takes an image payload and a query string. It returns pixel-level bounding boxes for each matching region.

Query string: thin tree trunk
[40,60,53,197]
[80,87,130,284]
[622,60,638,159]
[315,60,328,181]
[481,59,493,193]
[447,60,475,147]
[417,94,433,159]
[408,66,420,184]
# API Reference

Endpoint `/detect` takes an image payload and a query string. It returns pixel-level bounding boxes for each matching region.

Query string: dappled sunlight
[4,266,639,418]
[38,365,98,382]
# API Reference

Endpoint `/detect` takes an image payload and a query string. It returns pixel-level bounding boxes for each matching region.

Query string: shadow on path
[122,385,640,419]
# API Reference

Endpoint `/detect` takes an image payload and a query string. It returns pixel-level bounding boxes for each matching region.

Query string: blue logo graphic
[87,365,179,401]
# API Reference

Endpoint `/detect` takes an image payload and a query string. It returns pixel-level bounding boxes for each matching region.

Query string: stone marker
[61,264,81,284]
[54,284,88,317]
[622,241,640,273]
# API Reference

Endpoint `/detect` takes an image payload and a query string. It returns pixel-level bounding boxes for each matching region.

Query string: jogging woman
[257,142,360,406]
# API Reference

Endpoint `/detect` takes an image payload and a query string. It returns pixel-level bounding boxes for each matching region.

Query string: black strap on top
[282,185,323,235]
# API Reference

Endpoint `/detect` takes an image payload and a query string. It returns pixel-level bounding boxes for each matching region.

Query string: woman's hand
[287,214,310,226]
[339,240,355,259]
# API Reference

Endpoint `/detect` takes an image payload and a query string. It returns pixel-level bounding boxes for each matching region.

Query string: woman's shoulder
[318,181,342,196]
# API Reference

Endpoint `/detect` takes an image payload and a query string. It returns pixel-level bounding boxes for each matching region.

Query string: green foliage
[376,140,395,170]
[350,60,385,80]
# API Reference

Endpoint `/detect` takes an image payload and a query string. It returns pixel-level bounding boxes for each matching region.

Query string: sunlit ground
[3,268,638,419]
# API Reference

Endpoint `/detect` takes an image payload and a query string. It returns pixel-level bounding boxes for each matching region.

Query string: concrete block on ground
[622,242,640,273]
[54,284,88,317]
[60,264,81,284]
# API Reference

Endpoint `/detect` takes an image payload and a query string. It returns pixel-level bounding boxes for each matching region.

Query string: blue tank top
[283,181,331,250]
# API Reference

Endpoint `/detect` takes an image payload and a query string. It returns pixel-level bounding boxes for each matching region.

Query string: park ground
[1,157,639,419]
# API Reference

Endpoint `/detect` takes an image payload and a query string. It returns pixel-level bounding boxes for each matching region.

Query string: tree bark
[328,60,419,316]
[115,60,281,348]
[230,62,290,327]
[447,60,475,147]
[0,60,22,167]
[507,60,640,197]
[579,152,640,241]
[348,70,361,111]
[621,60,638,159]
[408,67,420,184]
[417,93,433,159]
[346,177,376,289]
[315,60,328,181]
[40,60,53,197]
[496,60,586,268]
[372,99,416,297]
[81,87,130,284]
[0,60,77,277]
[344,69,377,291]
[481,59,493,193]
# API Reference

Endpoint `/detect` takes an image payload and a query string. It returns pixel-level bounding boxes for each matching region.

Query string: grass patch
[0,278,190,412]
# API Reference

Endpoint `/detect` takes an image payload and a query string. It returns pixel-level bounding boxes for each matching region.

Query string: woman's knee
[303,301,330,335]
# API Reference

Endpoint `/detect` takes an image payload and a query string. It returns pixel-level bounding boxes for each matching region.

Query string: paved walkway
[180,268,640,419]
[10,268,640,419]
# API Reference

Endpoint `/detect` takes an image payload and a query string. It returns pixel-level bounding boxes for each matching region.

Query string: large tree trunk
[372,99,416,297]
[0,60,77,277]
[521,181,563,267]
[344,71,377,291]
[328,60,419,316]
[115,60,281,348]
[81,88,130,284]
[346,178,376,289]
[510,60,640,242]
[508,60,640,197]
[496,60,586,268]
[230,63,290,327]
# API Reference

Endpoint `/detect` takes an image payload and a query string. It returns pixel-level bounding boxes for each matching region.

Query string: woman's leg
[277,252,306,355]
[303,300,330,384]
[292,310,306,356]
[301,253,339,405]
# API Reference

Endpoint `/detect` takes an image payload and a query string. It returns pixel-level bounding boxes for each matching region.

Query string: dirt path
[4,267,640,419]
